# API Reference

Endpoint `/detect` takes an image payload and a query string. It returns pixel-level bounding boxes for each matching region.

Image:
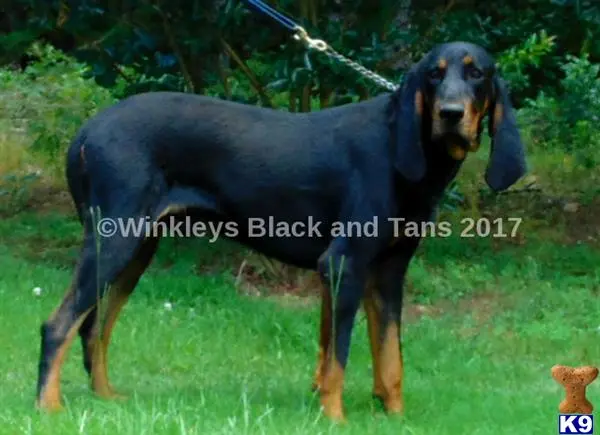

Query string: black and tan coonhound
[36,41,526,421]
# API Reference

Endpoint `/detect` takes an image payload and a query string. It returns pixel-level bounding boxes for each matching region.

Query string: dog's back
[65,91,393,266]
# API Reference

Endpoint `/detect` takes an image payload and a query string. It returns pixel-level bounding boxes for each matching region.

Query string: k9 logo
[559,415,594,434]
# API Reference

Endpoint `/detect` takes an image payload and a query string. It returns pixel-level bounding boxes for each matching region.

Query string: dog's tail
[65,128,90,224]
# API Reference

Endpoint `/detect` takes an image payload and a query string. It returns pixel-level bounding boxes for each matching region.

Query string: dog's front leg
[369,235,421,415]
[316,247,368,422]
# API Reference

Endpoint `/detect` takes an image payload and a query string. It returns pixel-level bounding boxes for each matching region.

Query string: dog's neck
[417,113,465,193]
[393,135,464,216]
[421,139,463,196]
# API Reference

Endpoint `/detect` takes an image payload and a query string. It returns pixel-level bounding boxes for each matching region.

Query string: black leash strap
[241,0,400,92]
[243,0,299,31]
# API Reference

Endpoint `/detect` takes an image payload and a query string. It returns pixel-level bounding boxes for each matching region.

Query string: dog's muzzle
[436,102,481,160]
[439,103,465,124]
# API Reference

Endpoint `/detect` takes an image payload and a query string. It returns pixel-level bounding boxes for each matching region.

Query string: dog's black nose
[439,103,465,122]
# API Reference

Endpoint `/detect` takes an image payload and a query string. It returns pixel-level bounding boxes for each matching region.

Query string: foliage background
[2,1,599,101]
[0,5,598,432]
[0,0,599,256]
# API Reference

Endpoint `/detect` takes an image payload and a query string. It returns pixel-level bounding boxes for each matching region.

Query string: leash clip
[293,26,328,52]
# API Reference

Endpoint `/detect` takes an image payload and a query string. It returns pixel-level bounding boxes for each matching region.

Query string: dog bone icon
[552,365,598,414]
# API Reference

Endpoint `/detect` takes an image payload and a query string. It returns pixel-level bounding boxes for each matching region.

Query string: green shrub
[518,53,600,168]
[497,31,557,95]
[0,44,116,175]
[0,172,40,215]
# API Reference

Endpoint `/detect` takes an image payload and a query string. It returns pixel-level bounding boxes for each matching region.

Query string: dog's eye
[428,68,445,81]
[467,66,483,79]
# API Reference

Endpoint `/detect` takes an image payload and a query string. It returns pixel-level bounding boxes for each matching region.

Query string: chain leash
[292,26,400,92]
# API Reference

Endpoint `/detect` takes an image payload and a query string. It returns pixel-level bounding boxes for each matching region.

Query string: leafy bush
[518,53,600,168]
[0,43,116,174]
[0,172,40,215]
[497,31,557,97]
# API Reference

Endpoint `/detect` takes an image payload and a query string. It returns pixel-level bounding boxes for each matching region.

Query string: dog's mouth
[432,121,482,160]
[440,133,473,161]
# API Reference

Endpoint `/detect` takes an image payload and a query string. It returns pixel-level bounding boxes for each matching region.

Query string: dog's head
[392,41,527,192]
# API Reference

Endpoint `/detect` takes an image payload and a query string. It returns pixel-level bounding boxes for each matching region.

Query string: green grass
[0,209,599,434]
[1,38,599,434]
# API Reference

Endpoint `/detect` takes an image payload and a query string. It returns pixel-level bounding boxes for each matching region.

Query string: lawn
[0,199,599,435]
[1,11,599,434]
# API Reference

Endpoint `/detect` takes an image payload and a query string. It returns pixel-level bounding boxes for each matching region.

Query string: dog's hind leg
[78,307,97,377]
[84,237,159,399]
[77,184,219,394]
[312,276,333,392]
[36,216,151,411]
[36,263,92,412]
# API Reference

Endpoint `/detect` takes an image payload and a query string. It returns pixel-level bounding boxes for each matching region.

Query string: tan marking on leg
[364,280,384,398]
[310,275,345,421]
[463,55,473,65]
[88,245,155,399]
[379,321,403,414]
[320,357,346,422]
[312,278,332,392]
[37,307,94,412]
[89,290,130,399]
[47,291,75,338]
[437,58,447,69]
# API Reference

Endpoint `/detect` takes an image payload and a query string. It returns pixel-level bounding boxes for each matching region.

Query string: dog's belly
[166,211,332,270]
[154,185,336,270]
[225,204,337,269]
[234,231,330,270]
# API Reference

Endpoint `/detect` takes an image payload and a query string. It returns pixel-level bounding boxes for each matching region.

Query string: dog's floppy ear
[392,62,426,182]
[485,76,527,192]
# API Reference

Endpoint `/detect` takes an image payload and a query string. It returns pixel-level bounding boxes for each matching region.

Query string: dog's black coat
[36,41,527,413]
[71,92,399,268]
